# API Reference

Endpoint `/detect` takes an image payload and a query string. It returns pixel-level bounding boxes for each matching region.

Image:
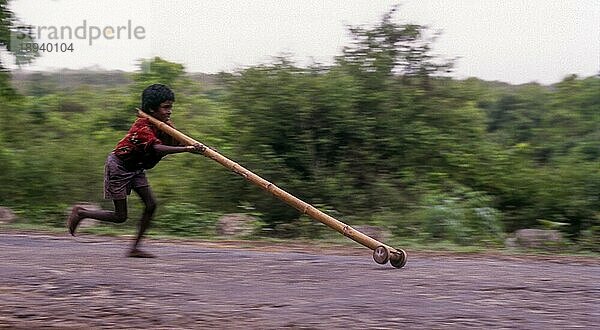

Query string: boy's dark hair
[141,84,175,113]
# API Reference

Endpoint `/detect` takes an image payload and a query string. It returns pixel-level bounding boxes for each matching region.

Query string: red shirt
[113,117,179,170]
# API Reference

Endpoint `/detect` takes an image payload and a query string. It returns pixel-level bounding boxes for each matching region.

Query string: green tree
[337,5,453,89]
[132,56,186,89]
[0,0,38,97]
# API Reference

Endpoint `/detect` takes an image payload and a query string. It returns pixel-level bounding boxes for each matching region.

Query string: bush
[378,211,424,239]
[153,202,220,237]
[16,204,69,227]
[417,188,504,245]
[579,227,600,252]
[271,216,332,239]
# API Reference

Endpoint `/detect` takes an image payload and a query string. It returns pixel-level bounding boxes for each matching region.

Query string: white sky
[8,0,600,85]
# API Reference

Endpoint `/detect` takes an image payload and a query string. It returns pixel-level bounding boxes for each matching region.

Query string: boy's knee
[114,211,128,223]
[146,200,157,213]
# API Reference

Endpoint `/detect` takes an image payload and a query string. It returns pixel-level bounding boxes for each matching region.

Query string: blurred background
[0,1,598,251]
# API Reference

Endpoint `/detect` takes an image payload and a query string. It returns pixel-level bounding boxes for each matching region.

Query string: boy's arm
[153,143,205,155]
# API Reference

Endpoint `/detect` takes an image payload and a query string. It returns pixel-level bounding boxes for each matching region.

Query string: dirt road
[0,232,598,329]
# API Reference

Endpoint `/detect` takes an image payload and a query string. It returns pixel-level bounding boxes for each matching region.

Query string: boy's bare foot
[67,206,83,236]
[128,249,156,258]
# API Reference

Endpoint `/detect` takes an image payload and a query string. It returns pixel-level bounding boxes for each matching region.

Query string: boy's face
[151,100,173,122]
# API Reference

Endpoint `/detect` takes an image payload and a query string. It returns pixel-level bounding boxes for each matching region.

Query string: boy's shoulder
[128,117,175,140]
[131,116,174,128]
[128,117,155,132]
[132,117,151,127]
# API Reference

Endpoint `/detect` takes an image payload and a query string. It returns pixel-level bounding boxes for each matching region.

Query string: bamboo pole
[137,109,406,267]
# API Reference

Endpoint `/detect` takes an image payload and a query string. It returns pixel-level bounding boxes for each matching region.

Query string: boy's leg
[129,185,157,257]
[80,199,128,223]
[67,199,127,236]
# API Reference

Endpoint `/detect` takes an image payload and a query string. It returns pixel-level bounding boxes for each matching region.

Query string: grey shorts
[103,153,149,200]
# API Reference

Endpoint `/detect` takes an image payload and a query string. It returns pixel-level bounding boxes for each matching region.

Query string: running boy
[67,84,204,257]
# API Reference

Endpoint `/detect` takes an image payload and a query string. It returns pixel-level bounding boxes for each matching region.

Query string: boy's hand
[186,143,206,154]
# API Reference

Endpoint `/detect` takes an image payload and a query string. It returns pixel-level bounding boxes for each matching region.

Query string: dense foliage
[0,9,597,248]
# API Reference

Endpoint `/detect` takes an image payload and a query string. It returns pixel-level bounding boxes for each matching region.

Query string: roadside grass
[2,220,598,258]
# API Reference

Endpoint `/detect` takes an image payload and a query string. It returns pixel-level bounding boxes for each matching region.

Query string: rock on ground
[352,225,391,242]
[505,229,563,249]
[216,213,257,237]
[0,207,17,224]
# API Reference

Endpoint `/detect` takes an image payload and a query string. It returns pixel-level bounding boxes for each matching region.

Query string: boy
[67,84,204,258]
